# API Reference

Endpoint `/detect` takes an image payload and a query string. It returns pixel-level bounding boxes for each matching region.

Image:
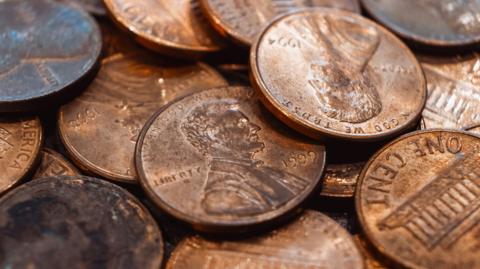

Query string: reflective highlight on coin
[320,162,364,197]
[33,149,79,180]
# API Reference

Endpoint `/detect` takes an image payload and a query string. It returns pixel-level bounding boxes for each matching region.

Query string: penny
[356,130,480,269]
[32,148,79,180]
[361,0,480,47]
[354,235,389,269]
[320,162,364,198]
[0,0,102,113]
[0,176,164,268]
[99,20,142,57]
[0,117,42,195]
[200,0,361,47]
[59,53,227,183]
[166,210,364,269]
[136,86,326,232]
[55,0,106,16]
[103,0,226,58]
[250,8,426,141]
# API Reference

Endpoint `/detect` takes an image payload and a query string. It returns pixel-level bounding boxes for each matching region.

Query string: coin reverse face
[136,86,326,232]
[361,0,480,47]
[33,149,79,180]
[167,211,364,269]
[251,9,426,141]
[0,176,164,269]
[0,0,102,112]
[59,53,227,183]
[199,0,360,46]
[356,130,480,269]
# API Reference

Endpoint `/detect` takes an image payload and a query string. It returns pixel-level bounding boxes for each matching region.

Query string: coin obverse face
[356,130,480,269]
[136,86,326,232]
[166,211,364,269]
[33,149,80,180]
[251,8,426,141]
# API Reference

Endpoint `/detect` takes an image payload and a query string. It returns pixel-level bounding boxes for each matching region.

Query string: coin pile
[1,0,480,268]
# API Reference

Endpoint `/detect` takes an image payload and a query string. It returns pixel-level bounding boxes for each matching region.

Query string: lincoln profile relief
[181,103,309,216]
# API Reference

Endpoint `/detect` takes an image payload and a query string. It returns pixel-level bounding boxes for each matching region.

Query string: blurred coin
[166,210,364,269]
[32,148,79,180]
[356,130,480,269]
[99,20,142,57]
[0,0,102,112]
[59,53,227,183]
[136,86,326,232]
[354,235,390,269]
[320,162,364,198]
[103,0,226,58]
[0,117,42,195]
[55,0,106,16]
[200,0,360,47]
[361,0,480,47]
[250,9,426,141]
[0,176,164,268]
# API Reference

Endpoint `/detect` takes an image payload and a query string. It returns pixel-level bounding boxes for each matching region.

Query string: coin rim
[34,148,80,179]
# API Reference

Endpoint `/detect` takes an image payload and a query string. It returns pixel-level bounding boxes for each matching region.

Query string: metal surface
[33,149,80,180]
[55,0,106,16]
[320,162,364,197]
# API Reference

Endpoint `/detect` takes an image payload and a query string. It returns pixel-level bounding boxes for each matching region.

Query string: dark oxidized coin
[361,0,480,47]
[136,86,326,232]
[0,176,164,268]
[32,148,79,180]
[0,0,102,113]
[320,162,364,198]
[55,0,106,16]
[166,210,364,269]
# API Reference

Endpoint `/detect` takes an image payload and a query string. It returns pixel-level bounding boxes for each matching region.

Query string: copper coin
[55,0,106,16]
[200,0,361,47]
[250,8,426,141]
[136,86,326,232]
[361,0,480,47]
[0,176,163,268]
[354,235,389,269]
[420,54,480,134]
[356,130,480,269]
[99,20,142,57]
[32,148,79,180]
[320,162,364,198]
[103,0,226,58]
[0,0,102,113]
[0,117,42,196]
[166,210,364,269]
[59,53,227,183]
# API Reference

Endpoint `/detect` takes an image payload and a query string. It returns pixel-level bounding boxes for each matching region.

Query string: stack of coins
[1,0,480,268]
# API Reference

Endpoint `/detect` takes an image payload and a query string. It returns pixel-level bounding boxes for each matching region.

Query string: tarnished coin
[420,55,480,133]
[59,53,227,183]
[0,117,42,195]
[200,0,360,47]
[99,20,142,57]
[0,0,102,113]
[320,162,364,198]
[356,130,480,269]
[33,148,79,180]
[167,210,364,269]
[361,0,480,47]
[103,0,225,58]
[0,176,164,268]
[250,9,426,141]
[354,235,389,269]
[136,86,326,232]
[55,0,106,16]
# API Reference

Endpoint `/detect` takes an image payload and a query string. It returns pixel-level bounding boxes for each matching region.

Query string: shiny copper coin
[136,86,326,232]
[103,0,225,58]
[0,0,102,113]
[167,210,364,269]
[320,162,364,198]
[0,117,42,195]
[356,130,480,269]
[59,53,227,183]
[32,148,79,180]
[200,0,361,47]
[354,235,389,269]
[55,0,106,16]
[0,176,164,268]
[250,9,426,141]
[361,0,480,47]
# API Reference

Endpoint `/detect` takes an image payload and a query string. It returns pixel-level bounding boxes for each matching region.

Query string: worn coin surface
[354,235,389,269]
[200,0,360,47]
[356,130,480,269]
[320,162,364,197]
[136,86,326,232]
[361,0,480,47]
[166,210,364,269]
[33,148,79,180]
[59,53,227,183]
[420,54,480,133]
[55,0,106,16]
[0,0,102,112]
[0,176,164,268]
[251,9,426,141]
[99,20,142,57]
[0,117,42,195]
[103,0,225,58]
